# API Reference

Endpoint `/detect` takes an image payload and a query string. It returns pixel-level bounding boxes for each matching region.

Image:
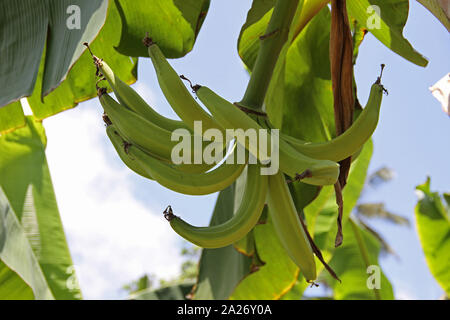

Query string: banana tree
[0,0,449,300]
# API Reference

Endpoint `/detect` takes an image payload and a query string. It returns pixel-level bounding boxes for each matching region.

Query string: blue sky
[41,1,449,299]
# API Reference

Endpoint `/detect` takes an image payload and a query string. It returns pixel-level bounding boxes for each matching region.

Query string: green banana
[280,81,385,162]
[127,142,247,196]
[279,138,340,186]
[164,164,267,248]
[145,39,223,133]
[267,171,317,281]
[260,115,363,163]
[89,46,222,174]
[195,85,340,186]
[97,59,191,133]
[99,91,178,161]
[197,86,272,162]
[106,124,153,180]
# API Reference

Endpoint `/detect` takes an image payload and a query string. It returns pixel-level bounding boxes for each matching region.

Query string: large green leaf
[26,1,138,121]
[266,8,336,142]
[303,186,335,236]
[114,0,210,58]
[192,184,252,300]
[238,0,276,71]
[239,0,429,68]
[0,189,54,300]
[1,0,211,132]
[0,0,108,107]
[282,8,336,141]
[415,178,450,296]
[347,0,428,67]
[230,218,300,300]
[0,101,25,135]
[241,1,426,147]
[0,117,81,299]
[0,1,138,133]
[237,0,330,73]
[307,141,394,300]
[312,140,374,251]
[239,0,276,43]
[321,218,394,300]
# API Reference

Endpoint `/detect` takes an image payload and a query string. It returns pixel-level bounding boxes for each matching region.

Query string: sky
[38,1,449,299]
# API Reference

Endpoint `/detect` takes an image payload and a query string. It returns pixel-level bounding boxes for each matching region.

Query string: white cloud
[43,101,183,299]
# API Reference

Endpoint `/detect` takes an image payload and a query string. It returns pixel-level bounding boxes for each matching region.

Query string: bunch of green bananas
[90,38,385,282]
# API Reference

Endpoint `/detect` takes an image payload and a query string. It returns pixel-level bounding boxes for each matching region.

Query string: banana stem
[239,0,300,111]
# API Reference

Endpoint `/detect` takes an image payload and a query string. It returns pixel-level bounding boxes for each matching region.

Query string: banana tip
[97,87,107,97]
[192,84,201,92]
[102,113,112,126]
[143,33,155,47]
[376,63,386,85]
[163,205,176,221]
[179,75,201,93]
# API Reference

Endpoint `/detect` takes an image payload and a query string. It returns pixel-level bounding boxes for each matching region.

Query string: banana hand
[98,58,191,133]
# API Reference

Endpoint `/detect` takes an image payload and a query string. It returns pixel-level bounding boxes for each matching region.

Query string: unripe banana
[145,39,223,133]
[99,91,177,161]
[97,59,190,133]
[127,142,247,196]
[278,138,340,186]
[164,164,267,248]
[106,124,153,180]
[281,81,385,162]
[195,85,340,185]
[267,171,317,281]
